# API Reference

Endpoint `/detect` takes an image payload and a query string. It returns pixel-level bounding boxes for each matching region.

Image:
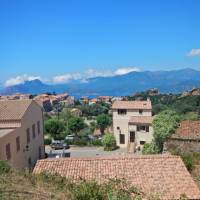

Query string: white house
[112,100,153,152]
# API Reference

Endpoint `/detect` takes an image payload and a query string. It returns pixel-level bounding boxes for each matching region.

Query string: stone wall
[166,138,200,153]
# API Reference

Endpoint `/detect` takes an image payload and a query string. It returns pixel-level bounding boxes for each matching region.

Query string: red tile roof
[33,155,200,199]
[129,116,153,124]
[171,120,200,140]
[112,101,152,110]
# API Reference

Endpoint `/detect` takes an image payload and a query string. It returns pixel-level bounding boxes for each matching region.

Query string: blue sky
[0,0,200,86]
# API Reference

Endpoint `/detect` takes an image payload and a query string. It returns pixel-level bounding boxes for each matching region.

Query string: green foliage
[68,117,85,136]
[44,118,66,140]
[44,138,52,145]
[89,139,102,146]
[181,154,194,172]
[153,110,180,152]
[142,142,159,155]
[172,152,200,172]
[78,103,110,117]
[102,133,117,151]
[96,114,111,134]
[0,160,11,174]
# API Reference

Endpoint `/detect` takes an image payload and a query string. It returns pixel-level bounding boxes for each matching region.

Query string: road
[45,146,128,158]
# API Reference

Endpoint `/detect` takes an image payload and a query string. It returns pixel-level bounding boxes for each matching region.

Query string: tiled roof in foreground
[112,101,152,110]
[33,155,200,199]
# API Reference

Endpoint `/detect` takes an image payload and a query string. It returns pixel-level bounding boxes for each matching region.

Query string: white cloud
[4,67,142,86]
[53,73,82,83]
[114,67,141,75]
[5,74,41,87]
[187,49,200,57]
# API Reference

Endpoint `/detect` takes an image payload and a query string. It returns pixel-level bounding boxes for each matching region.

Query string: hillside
[1,68,200,97]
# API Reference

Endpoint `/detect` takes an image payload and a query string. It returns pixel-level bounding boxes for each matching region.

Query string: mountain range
[1,68,200,97]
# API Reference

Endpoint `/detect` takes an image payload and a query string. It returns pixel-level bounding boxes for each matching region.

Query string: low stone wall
[166,138,200,153]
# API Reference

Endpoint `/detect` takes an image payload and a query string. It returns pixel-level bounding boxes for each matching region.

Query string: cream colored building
[0,100,45,169]
[112,100,153,151]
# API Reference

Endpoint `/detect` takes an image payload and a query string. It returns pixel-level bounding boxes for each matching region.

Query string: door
[130,131,135,143]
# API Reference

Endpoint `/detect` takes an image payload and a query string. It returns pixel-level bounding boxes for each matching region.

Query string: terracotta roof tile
[112,101,152,110]
[33,155,200,199]
[129,116,153,124]
[171,120,200,140]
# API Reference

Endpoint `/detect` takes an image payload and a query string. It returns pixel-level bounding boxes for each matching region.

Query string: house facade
[0,100,45,169]
[112,100,153,151]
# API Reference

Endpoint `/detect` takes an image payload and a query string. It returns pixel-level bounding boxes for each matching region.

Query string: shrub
[44,138,52,145]
[142,142,159,155]
[73,139,88,146]
[89,139,102,146]
[0,160,11,174]
[102,133,117,151]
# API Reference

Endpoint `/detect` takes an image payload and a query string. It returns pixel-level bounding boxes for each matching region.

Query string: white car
[65,135,75,141]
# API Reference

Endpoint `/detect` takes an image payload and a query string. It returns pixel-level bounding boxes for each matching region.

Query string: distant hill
[1,68,200,97]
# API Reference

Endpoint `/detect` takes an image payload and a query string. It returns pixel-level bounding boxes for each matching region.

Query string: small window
[140,141,146,145]
[6,143,11,160]
[117,126,120,130]
[16,136,20,152]
[137,125,149,132]
[32,124,36,139]
[37,121,41,135]
[38,146,42,159]
[120,134,125,144]
[139,109,143,114]
[28,157,32,170]
[26,128,30,144]
[117,109,127,115]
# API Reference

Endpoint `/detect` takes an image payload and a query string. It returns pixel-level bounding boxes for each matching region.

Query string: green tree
[96,114,111,134]
[153,110,180,152]
[142,141,159,155]
[45,118,65,140]
[68,117,85,136]
[102,133,116,151]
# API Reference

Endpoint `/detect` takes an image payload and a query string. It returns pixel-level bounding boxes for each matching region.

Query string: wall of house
[0,101,45,169]
[166,139,200,153]
[113,109,152,148]
[129,125,153,148]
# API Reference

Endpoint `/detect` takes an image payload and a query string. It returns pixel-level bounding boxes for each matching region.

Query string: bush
[0,160,11,174]
[89,139,102,146]
[142,142,159,155]
[44,138,52,145]
[102,133,117,151]
[73,139,88,146]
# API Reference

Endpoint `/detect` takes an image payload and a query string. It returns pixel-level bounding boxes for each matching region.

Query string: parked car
[50,140,69,150]
[65,135,75,141]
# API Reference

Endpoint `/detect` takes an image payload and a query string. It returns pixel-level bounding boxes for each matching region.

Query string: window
[117,109,127,115]
[139,109,143,114]
[28,157,32,170]
[16,136,20,152]
[37,121,41,135]
[32,124,36,139]
[137,125,149,132]
[38,146,42,159]
[119,134,125,144]
[26,128,30,144]
[140,141,146,145]
[117,126,120,130]
[6,143,11,160]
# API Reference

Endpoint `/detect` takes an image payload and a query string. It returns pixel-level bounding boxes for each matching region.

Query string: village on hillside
[1,88,200,199]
